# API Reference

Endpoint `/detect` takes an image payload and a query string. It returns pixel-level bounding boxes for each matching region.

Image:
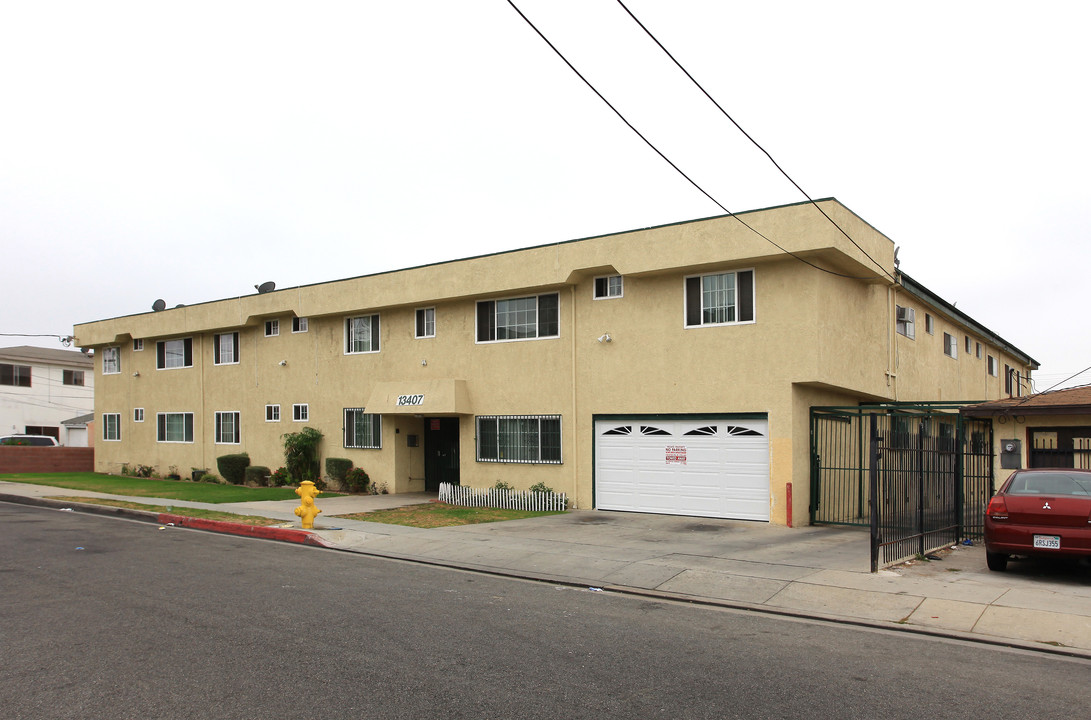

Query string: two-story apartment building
[0,346,95,445]
[73,199,1036,525]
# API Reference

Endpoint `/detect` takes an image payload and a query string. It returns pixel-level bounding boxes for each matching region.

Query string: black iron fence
[810,404,993,571]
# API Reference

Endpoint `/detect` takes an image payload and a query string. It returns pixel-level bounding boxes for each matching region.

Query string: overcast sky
[2,1,1088,390]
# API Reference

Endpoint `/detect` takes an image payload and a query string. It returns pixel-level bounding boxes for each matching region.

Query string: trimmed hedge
[325,457,352,483]
[245,465,271,486]
[217,453,251,485]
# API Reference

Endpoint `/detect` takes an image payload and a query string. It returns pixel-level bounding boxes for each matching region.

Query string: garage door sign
[665,444,687,465]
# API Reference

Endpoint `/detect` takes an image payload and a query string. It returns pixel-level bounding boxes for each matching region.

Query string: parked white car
[0,434,60,446]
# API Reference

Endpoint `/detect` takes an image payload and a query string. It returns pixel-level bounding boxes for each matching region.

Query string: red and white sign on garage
[665,445,687,465]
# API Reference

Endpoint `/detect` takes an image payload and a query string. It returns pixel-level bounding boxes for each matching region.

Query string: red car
[984,468,1091,571]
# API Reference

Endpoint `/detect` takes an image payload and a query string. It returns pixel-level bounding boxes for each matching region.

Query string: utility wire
[505,0,883,281]
[614,0,896,284]
[1003,364,1091,411]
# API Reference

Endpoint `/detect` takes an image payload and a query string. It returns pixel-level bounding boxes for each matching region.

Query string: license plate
[1033,535,1061,550]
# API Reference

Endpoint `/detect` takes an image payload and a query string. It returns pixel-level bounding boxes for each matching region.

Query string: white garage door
[595,417,769,521]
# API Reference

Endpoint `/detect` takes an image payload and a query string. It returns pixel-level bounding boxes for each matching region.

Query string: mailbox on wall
[1000,438,1022,469]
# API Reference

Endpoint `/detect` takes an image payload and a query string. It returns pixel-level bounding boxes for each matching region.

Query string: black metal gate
[810,404,993,571]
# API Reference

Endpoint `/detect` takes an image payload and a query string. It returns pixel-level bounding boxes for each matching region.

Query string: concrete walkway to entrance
[4,481,1090,658]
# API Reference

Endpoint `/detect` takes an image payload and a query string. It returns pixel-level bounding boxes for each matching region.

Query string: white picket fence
[438,482,568,512]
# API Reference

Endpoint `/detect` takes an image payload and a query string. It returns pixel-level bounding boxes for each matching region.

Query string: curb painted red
[157,513,333,547]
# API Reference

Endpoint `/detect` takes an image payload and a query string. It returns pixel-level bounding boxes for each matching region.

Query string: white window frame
[976,342,982,359]
[156,338,193,370]
[292,317,309,333]
[265,319,280,337]
[214,411,241,445]
[213,332,240,366]
[156,412,194,443]
[475,414,562,464]
[988,356,998,377]
[965,336,972,354]
[415,307,435,339]
[133,339,144,351]
[293,404,309,422]
[133,408,144,423]
[102,413,121,441]
[943,332,958,359]
[684,270,756,327]
[345,315,380,354]
[266,404,281,422]
[593,275,624,300]
[925,314,934,335]
[344,408,382,449]
[102,347,121,375]
[895,305,916,339]
[476,293,560,343]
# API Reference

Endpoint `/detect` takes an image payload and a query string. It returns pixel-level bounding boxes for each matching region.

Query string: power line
[0,333,74,346]
[614,0,896,284]
[504,0,884,281]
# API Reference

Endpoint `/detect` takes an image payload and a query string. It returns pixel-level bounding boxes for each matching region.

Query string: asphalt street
[3,503,1088,720]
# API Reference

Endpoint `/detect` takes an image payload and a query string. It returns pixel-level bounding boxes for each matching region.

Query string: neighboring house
[961,386,1091,488]
[0,346,95,444]
[61,412,96,448]
[73,199,1036,525]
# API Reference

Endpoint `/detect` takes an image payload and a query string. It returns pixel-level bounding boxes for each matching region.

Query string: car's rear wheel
[986,551,1009,571]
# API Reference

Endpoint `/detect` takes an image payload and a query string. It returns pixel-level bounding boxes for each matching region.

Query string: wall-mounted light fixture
[597,333,612,343]
[278,360,287,367]
[132,371,140,377]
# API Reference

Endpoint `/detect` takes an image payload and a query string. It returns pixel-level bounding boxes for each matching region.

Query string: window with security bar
[476,415,562,464]
[344,408,381,449]
[685,270,755,326]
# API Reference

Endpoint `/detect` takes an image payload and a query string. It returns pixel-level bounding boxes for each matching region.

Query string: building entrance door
[424,417,460,492]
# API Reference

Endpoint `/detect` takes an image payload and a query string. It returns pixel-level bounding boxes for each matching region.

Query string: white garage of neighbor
[594,416,770,521]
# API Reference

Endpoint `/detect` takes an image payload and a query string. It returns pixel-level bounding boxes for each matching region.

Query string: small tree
[282,427,323,482]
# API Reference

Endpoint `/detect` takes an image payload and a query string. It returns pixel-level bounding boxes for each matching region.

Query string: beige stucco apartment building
[73,199,1037,526]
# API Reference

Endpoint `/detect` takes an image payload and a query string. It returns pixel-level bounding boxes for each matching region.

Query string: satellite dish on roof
[152,299,166,312]
[255,281,276,294]
[175,304,185,308]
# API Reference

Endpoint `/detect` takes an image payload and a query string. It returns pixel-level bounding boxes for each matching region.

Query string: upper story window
[416,308,435,339]
[102,347,121,375]
[62,370,85,386]
[965,336,972,354]
[133,339,144,351]
[976,342,982,359]
[346,315,380,353]
[685,270,754,327]
[157,338,193,370]
[924,314,934,334]
[895,305,915,339]
[265,320,280,337]
[988,356,998,377]
[292,317,308,333]
[293,403,309,422]
[594,275,623,299]
[477,293,559,342]
[943,333,958,359]
[1,363,32,387]
[266,404,281,422]
[213,332,240,365]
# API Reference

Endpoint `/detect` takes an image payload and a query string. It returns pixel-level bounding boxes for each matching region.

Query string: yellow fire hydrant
[294,480,322,529]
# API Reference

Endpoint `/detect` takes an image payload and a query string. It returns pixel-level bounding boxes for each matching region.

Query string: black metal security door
[811,404,993,570]
[424,417,460,492]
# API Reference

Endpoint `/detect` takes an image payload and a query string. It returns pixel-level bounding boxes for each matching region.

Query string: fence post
[869,413,880,573]
[917,419,926,559]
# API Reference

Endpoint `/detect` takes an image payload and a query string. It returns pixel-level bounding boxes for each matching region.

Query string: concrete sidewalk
[4,480,1090,659]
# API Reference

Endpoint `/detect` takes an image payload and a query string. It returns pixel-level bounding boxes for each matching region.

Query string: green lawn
[47,496,288,526]
[0,472,332,503]
[334,502,563,528]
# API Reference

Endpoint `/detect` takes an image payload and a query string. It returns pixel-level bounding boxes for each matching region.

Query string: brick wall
[0,447,95,474]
